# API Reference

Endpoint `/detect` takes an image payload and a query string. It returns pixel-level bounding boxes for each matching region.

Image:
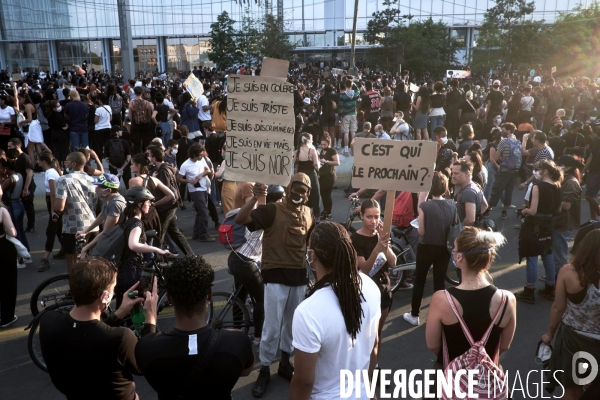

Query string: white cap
[493,80,501,86]
[134,81,142,87]
[303,98,310,105]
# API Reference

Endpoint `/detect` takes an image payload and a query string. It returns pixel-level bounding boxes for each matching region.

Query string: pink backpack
[441,290,508,400]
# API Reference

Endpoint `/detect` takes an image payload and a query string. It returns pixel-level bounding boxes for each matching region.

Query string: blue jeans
[534,114,545,131]
[10,199,30,251]
[159,121,172,145]
[70,131,89,149]
[526,253,555,286]
[485,162,506,204]
[552,230,571,277]
[429,115,445,138]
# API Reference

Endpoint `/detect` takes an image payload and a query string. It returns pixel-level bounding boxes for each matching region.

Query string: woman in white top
[37,152,62,272]
[291,222,381,400]
[93,93,112,158]
[0,93,17,139]
[520,86,535,112]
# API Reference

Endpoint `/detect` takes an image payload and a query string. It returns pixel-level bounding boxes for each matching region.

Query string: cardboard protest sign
[446,70,471,79]
[299,63,306,69]
[225,75,295,186]
[321,71,331,78]
[183,74,203,99]
[261,58,289,78]
[409,83,419,93]
[351,139,437,192]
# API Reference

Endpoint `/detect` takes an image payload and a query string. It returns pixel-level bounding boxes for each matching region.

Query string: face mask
[171,149,178,156]
[591,117,597,121]
[440,137,448,144]
[290,191,306,205]
[102,290,114,309]
[451,253,459,268]
[496,118,502,124]
[533,171,542,180]
[56,106,62,112]
[65,168,72,174]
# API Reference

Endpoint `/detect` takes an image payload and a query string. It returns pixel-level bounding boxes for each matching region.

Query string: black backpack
[90,217,136,262]
[108,139,126,168]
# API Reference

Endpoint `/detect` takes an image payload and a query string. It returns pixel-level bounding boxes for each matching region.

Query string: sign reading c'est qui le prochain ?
[352,138,438,193]
[225,75,296,186]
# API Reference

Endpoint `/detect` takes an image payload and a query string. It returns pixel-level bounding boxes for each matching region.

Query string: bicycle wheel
[390,244,416,293]
[28,300,75,373]
[156,289,176,333]
[208,291,251,334]
[445,260,461,286]
[30,274,71,317]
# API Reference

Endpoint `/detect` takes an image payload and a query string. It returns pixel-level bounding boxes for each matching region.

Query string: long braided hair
[308,221,364,342]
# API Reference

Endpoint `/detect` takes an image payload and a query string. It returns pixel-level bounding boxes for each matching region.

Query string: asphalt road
[0,186,583,400]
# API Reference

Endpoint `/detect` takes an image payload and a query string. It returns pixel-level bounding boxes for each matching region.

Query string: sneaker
[325,213,333,220]
[198,235,215,243]
[17,258,26,269]
[538,284,555,301]
[22,256,33,264]
[277,361,294,381]
[252,367,271,397]
[508,205,516,209]
[501,211,507,220]
[403,312,420,326]
[25,226,35,234]
[488,207,494,212]
[515,287,535,304]
[539,276,546,282]
[0,315,18,328]
[248,335,261,347]
[38,258,51,272]
[514,224,522,229]
[397,281,414,291]
[53,249,65,259]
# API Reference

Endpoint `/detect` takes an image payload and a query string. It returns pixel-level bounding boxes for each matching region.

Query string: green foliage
[237,8,261,67]
[364,0,458,76]
[208,11,242,70]
[471,0,546,72]
[548,3,600,77]
[258,13,299,60]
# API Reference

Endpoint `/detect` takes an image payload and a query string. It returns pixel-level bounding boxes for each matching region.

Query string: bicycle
[343,199,461,287]
[207,270,255,335]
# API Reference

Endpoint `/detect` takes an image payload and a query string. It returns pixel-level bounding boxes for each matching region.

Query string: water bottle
[369,252,387,277]
[128,291,145,337]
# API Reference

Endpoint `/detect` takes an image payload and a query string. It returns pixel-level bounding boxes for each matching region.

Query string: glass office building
[0,0,580,73]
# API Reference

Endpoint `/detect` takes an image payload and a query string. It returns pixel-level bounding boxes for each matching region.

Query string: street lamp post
[349,0,359,75]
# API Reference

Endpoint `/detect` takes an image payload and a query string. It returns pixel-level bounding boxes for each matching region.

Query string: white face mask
[171,149,178,156]
[56,106,62,112]
[591,117,597,121]
[496,118,502,125]
[440,137,448,144]
[533,171,542,180]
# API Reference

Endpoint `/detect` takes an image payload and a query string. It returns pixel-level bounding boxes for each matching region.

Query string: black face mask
[289,191,307,206]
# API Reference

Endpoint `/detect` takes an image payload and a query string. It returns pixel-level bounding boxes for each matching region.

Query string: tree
[208,11,242,70]
[237,8,261,68]
[258,13,298,60]
[548,3,600,77]
[471,0,546,73]
[364,0,458,77]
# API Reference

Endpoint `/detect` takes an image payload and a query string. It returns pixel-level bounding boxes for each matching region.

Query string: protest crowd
[1,60,600,400]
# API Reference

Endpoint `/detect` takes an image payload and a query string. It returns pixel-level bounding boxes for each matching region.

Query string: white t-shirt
[520,96,534,111]
[292,273,381,400]
[0,106,16,123]
[95,105,112,130]
[44,168,60,193]
[179,157,209,192]
[197,95,211,121]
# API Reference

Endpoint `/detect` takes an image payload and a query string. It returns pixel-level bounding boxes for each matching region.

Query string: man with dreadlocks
[236,173,315,398]
[289,221,381,399]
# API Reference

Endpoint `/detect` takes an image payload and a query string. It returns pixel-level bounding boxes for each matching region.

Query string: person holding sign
[350,199,397,365]
[293,133,321,221]
[235,173,315,398]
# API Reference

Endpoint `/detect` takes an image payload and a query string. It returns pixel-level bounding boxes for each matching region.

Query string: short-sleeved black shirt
[485,90,504,116]
[15,152,35,190]
[136,326,253,400]
[40,311,140,400]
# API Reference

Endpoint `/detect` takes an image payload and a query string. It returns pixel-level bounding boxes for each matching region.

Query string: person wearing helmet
[78,174,127,259]
[235,173,315,397]
[116,186,171,305]
[227,184,285,349]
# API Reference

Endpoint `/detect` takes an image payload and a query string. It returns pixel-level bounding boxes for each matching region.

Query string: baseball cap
[493,80,501,86]
[93,174,120,189]
[303,98,310,105]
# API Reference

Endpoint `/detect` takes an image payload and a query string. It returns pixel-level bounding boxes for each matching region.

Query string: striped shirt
[237,229,263,261]
[534,145,554,162]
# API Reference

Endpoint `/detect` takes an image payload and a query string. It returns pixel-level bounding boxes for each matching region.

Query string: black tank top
[436,285,508,365]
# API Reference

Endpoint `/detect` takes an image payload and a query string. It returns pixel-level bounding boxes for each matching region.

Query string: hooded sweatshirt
[248,173,315,285]
[338,83,360,117]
